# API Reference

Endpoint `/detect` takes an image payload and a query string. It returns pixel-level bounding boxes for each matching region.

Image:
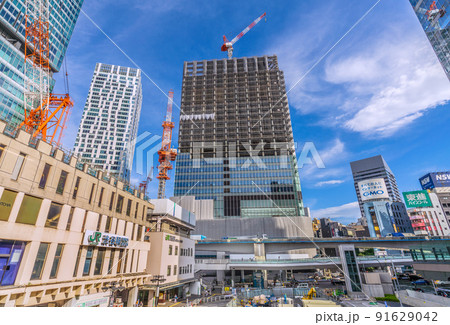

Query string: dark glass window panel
[50,244,64,278]
[38,164,51,189]
[56,171,68,194]
[45,203,62,228]
[94,248,105,275]
[30,243,49,280]
[83,247,94,276]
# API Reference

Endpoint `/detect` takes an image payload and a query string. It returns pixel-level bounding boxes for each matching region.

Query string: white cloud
[319,138,345,163]
[327,34,450,137]
[299,138,346,179]
[311,201,361,224]
[315,179,345,187]
[268,3,450,137]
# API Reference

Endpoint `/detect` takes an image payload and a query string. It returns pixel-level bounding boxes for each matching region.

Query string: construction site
[0,0,450,314]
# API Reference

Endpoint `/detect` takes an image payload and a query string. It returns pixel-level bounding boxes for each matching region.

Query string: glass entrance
[0,240,25,286]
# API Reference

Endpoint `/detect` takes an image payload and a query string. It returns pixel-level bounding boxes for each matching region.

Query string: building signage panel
[358,178,389,202]
[0,189,17,221]
[83,230,129,249]
[403,190,432,208]
[420,172,450,190]
[165,234,182,243]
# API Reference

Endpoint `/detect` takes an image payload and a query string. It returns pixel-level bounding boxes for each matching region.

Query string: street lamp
[150,275,166,307]
[101,281,125,307]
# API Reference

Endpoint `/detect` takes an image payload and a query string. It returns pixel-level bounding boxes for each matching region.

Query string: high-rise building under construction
[73,63,142,181]
[0,0,84,125]
[174,55,305,220]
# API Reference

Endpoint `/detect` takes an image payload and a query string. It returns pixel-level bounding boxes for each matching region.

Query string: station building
[0,119,155,306]
[138,198,197,306]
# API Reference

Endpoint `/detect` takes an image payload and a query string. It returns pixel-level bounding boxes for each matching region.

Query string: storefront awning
[140,278,195,291]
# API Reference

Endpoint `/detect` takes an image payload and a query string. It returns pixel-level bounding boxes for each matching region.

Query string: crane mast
[156,90,177,199]
[19,0,73,146]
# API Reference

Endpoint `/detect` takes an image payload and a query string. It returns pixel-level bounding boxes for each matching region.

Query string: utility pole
[150,275,166,307]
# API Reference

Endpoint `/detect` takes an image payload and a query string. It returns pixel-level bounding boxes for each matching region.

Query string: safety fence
[236,288,310,300]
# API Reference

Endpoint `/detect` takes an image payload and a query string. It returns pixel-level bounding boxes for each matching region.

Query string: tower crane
[139,166,154,197]
[156,90,177,199]
[221,12,266,59]
[18,0,73,146]
[426,1,446,22]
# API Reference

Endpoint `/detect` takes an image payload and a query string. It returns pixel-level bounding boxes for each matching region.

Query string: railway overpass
[195,237,450,295]
[196,236,450,254]
[195,255,413,271]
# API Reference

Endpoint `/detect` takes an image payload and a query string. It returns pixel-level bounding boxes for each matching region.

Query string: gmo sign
[363,190,385,197]
[358,178,390,202]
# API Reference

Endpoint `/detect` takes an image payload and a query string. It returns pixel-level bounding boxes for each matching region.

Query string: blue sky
[53,0,450,224]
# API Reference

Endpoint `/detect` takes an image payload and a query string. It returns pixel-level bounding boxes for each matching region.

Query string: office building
[352,174,413,237]
[404,190,450,236]
[350,155,402,219]
[320,218,345,238]
[174,55,305,223]
[0,0,84,125]
[139,198,197,306]
[419,171,450,224]
[363,200,396,237]
[0,119,155,306]
[391,202,415,234]
[73,63,142,181]
[409,0,450,81]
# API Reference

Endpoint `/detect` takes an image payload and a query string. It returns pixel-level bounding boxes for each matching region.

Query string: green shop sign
[83,230,129,249]
[403,190,432,208]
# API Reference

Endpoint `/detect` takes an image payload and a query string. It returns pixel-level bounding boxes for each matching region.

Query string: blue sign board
[419,172,450,190]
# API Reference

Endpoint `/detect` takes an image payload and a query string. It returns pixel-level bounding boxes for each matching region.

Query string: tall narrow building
[174,55,305,222]
[73,63,142,181]
[350,155,413,236]
[350,155,402,215]
[0,0,84,125]
[409,0,450,80]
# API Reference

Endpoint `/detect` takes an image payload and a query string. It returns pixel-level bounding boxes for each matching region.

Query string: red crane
[221,12,266,59]
[139,166,153,197]
[19,0,73,147]
[156,90,177,199]
[426,1,446,21]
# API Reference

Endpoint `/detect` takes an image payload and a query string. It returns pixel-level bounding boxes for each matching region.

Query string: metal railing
[195,255,413,265]
[236,288,310,300]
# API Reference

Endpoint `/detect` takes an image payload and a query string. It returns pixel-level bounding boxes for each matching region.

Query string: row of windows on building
[175,171,294,180]
[167,245,193,257]
[0,189,146,240]
[0,144,148,219]
[30,243,141,281]
[167,264,192,277]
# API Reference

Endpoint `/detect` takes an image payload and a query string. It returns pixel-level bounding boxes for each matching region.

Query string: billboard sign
[403,190,432,208]
[83,230,129,249]
[419,172,450,190]
[358,178,390,202]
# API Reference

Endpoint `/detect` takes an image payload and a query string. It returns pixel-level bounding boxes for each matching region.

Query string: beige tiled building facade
[0,120,156,306]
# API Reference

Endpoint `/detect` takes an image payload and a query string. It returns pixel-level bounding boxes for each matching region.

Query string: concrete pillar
[217,270,225,283]
[231,269,235,287]
[254,242,266,261]
[127,286,139,307]
[262,270,268,289]
[241,270,245,283]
